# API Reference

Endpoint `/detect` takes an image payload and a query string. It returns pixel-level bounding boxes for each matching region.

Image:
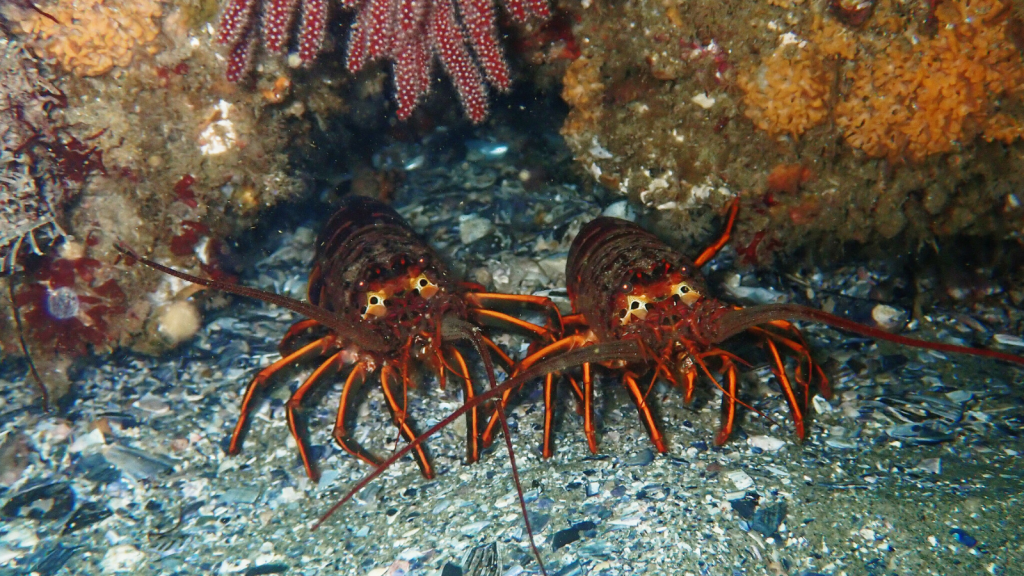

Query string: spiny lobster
[116,196,563,483]
[480,200,1024,458]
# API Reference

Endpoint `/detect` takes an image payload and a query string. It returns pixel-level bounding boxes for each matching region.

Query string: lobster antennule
[114,242,391,352]
[708,303,1024,366]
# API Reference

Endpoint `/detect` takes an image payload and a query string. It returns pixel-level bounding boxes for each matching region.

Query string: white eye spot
[673,282,701,307]
[619,295,649,325]
[362,290,389,319]
[409,273,439,299]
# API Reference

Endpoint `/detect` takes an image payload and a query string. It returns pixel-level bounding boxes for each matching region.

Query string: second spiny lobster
[483,201,1024,456]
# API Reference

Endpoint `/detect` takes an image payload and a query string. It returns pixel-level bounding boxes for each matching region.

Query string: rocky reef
[560,0,1024,261]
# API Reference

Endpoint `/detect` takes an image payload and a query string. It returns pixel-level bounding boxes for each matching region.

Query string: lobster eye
[673,281,701,307]
[409,273,439,299]
[362,290,389,319]
[619,295,650,325]
[619,282,633,294]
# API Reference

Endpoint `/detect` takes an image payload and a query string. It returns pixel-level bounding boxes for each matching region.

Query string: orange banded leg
[713,357,739,446]
[465,292,565,333]
[681,364,698,405]
[765,339,806,440]
[541,373,557,458]
[469,308,556,342]
[278,319,322,353]
[228,337,334,456]
[481,333,592,446]
[331,360,383,469]
[447,347,481,463]
[622,372,667,453]
[380,364,434,478]
[694,197,740,267]
[285,351,343,482]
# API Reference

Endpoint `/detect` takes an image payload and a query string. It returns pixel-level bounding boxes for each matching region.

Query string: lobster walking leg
[621,371,667,453]
[714,356,740,446]
[447,347,481,463]
[380,364,434,478]
[764,338,807,440]
[286,351,345,482]
[229,337,337,455]
[481,333,593,448]
[331,360,383,468]
[694,198,740,267]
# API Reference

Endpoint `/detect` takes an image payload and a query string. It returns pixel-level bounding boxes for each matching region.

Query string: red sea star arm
[346,8,371,71]
[428,0,489,122]
[226,33,257,82]
[393,30,433,118]
[299,0,330,63]
[263,0,300,53]
[217,0,258,45]
[366,0,398,60]
[460,0,510,90]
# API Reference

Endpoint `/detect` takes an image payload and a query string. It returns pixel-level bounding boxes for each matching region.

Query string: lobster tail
[707,303,1024,366]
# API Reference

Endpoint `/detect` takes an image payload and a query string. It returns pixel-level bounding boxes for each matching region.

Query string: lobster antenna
[443,317,548,576]
[8,277,49,411]
[114,242,390,351]
[709,303,1024,366]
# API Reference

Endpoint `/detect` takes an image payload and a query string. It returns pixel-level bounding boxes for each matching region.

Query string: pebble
[69,428,106,453]
[750,503,787,537]
[136,393,171,414]
[458,215,495,244]
[222,486,262,504]
[812,395,833,413]
[722,274,786,304]
[623,448,654,466]
[950,528,977,547]
[871,304,906,330]
[102,445,175,479]
[458,520,490,536]
[747,435,786,452]
[725,469,754,491]
[916,457,942,474]
[101,544,145,573]
[993,333,1024,347]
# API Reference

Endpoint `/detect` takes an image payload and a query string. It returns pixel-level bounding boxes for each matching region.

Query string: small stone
[950,528,977,547]
[458,520,490,536]
[136,393,170,415]
[812,395,833,413]
[70,428,106,453]
[871,304,906,330]
[458,215,495,244]
[691,93,716,109]
[916,457,942,474]
[747,435,786,452]
[101,544,145,573]
[623,448,654,466]
[993,333,1024,347]
[725,469,754,491]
